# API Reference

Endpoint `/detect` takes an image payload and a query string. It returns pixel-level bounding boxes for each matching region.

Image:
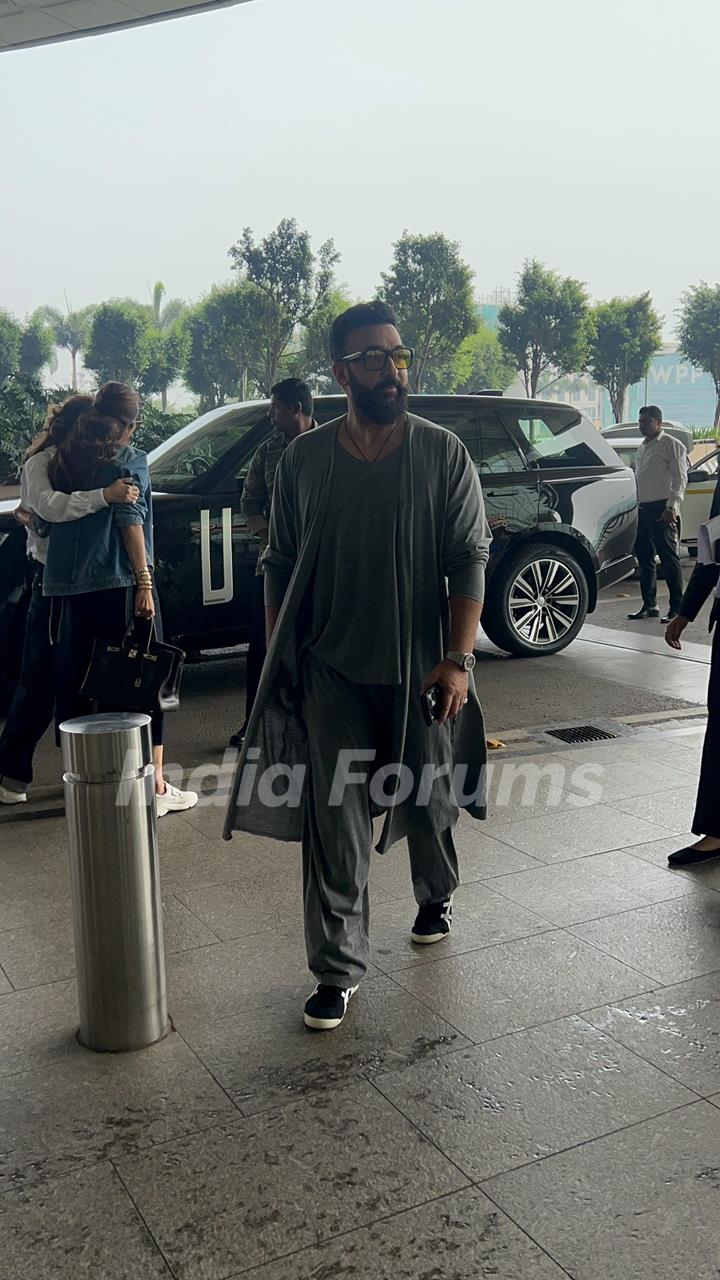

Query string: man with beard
[224,300,491,1031]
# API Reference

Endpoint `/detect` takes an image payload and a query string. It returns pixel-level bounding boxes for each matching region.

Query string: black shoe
[668,843,720,867]
[411,899,452,945]
[304,983,358,1030]
[229,725,247,749]
[627,607,660,620]
[661,612,677,625]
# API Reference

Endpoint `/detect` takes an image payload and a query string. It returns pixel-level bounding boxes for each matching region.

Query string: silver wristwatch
[446,650,476,672]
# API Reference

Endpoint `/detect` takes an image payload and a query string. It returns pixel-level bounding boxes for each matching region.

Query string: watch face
[464,654,476,671]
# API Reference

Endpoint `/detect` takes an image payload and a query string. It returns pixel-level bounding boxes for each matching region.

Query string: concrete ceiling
[0,0,252,52]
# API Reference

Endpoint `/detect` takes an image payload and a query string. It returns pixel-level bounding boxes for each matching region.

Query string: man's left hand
[658,508,677,526]
[422,659,469,725]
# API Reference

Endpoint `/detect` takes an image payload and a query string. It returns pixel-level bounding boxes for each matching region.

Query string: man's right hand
[104,477,140,504]
[665,615,689,650]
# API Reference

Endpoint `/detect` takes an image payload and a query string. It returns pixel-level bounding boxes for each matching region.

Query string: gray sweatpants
[302,652,459,989]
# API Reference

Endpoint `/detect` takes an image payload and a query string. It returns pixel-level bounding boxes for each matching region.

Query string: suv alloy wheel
[481,542,590,656]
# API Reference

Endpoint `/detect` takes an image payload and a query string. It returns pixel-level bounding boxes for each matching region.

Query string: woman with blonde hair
[0,393,139,804]
[44,381,196,817]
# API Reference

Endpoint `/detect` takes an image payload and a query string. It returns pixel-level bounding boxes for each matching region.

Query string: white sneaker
[0,784,27,805]
[156,782,198,818]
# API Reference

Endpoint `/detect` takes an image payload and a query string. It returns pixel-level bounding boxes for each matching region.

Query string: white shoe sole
[303,1012,346,1030]
[303,986,358,1031]
[411,929,450,945]
[156,793,199,818]
[0,790,27,805]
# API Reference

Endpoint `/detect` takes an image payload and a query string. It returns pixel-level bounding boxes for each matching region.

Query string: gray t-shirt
[309,440,404,685]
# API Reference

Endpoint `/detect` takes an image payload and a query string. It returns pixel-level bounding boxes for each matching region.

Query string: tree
[38,304,95,389]
[586,293,662,423]
[84,301,152,386]
[289,287,353,392]
[498,259,591,397]
[183,284,263,411]
[229,217,338,392]
[0,309,22,383]
[19,315,56,378]
[140,326,187,409]
[452,323,515,394]
[677,283,720,428]
[379,232,476,393]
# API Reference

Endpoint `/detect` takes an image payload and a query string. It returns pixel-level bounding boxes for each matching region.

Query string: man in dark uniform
[229,378,314,747]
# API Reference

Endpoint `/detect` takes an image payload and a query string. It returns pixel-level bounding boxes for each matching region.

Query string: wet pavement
[1,712,720,1277]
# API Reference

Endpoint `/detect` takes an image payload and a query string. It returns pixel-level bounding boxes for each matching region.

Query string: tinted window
[510,411,604,468]
[149,408,264,490]
[418,403,480,463]
[477,414,525,474]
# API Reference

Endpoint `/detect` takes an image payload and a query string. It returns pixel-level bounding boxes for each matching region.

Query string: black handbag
[80,618,185,714]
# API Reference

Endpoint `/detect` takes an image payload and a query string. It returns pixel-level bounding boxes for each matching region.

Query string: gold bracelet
[135,569,152,587]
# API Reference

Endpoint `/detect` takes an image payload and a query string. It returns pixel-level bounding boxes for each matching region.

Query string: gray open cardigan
[223,414,492,851]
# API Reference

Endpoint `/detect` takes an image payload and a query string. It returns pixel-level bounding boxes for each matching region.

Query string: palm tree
[39,305,94,390]
[147,282,187,410]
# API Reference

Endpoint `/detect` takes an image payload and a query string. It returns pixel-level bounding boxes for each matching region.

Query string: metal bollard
[60,712,170,1053]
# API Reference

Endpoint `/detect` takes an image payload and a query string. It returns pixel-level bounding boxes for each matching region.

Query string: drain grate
[546,725,619,745]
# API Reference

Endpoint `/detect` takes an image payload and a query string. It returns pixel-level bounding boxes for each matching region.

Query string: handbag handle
[123,616,156,654]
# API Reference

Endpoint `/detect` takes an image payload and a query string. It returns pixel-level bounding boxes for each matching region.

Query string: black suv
[0,394,637,665]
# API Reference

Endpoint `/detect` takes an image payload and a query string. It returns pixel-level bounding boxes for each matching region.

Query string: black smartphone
[420,683,442,726]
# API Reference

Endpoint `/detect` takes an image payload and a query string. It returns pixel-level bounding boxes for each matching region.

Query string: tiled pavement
[1,726,720,1278]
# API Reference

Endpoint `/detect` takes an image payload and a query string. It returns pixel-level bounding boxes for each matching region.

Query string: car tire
[481,542,590,657]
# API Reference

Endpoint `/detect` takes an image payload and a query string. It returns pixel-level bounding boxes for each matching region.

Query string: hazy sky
[2,0,719,340]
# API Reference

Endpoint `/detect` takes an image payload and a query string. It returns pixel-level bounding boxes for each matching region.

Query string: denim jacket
[43,446,154,597]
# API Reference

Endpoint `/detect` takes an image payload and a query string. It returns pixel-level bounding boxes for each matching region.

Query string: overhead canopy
[0,0,252,52]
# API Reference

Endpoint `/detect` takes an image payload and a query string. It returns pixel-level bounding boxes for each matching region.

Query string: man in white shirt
[627,405,687,624]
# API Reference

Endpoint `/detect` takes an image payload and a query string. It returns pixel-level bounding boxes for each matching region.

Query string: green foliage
[0,376,72,484]
[677,283,720,428]
[587,293,662,423]
[139,325,188,404]
[0,310,22,383]
[288,287,352,391]
[38,305,95,389]
[183,284,264,410]
[452,323,515,394]
[691,425,718,440]
[498,259,592,397]
[229,218,339,392]
[19,316,55,378]
[132,402,193,454]
[379,232,476,393]
[84,300,152,385]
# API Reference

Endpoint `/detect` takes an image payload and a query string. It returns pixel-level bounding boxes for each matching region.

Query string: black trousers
[54,586,164,747]
[693,620,720,838]
[0,564,55,785]
[243,572,267,727]
[635,500,684,614]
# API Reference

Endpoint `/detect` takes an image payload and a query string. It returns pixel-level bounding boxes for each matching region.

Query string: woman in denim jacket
[0,394,140,805]
[44,381,197,818]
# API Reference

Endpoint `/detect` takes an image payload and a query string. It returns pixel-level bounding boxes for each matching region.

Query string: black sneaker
[411,899,452,945]
[303,983,358,1031]
[229,725,247,749]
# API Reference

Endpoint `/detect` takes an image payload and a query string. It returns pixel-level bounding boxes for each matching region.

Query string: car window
[416,403,480,463]
[477,414,525,474]
[149,410,262,491]
[511,412,604,468]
